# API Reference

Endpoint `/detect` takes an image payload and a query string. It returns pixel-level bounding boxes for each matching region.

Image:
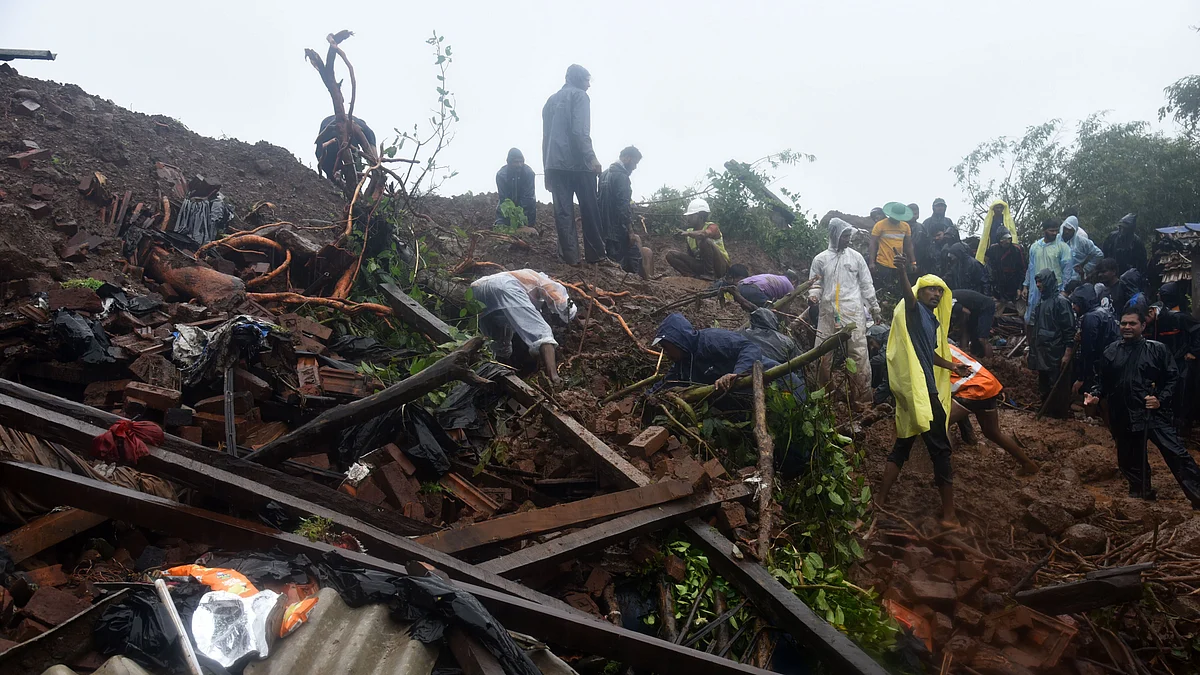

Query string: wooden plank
[448,628,505,675]
[245,336,489,466]
[684,519,889,675]
[479,484,751,578]
[417,480,693,554]
[1013,573,1144,615]
[0,461,773,675]
[439,472,500,517]
[0,379,432,537]
[0,509,107,564]
[379,277,456,343]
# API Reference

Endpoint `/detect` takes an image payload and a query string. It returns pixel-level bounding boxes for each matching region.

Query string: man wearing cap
[810,218,880,406]
[495,148,537,229]
[870,202,917,290]
[916,198,956,276]
[1102,213,1147,276]
[665,199,730,279]
[598,146,645,275]
[542,64,607,266]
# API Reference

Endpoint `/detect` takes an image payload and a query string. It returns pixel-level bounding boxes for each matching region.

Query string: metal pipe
[153,578,204,675]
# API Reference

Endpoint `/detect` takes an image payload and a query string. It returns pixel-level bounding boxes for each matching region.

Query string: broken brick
[53,220,78,236]
[23,564,68,588]
[23,201,51,219]
[15,100,40,117]
[954,603,984,630]
[702,457,728,480]
[176,426,203,444]
[14,618,49,641]
[716,502,748,533]
[632,539,660,566]
[383,443,417,475]
[47,287,103,313]
[125,381,181,411]
[907,578,956,607]
[564,592,602,617]
[22,587,91,626]
[58,232,104,262]
[83,379,131,408]
[6,148,50,169]
[663,555,687,582]
[30,184,54,200]
[585,567,612,597]
[627,426,669,458]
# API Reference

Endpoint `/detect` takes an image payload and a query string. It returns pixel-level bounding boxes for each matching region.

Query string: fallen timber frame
[378,280,890,675]
[479,483,752,577]
[0,461,774,675]
[416,480,694,554]
[0,389,578,614]
[0,378,434,537]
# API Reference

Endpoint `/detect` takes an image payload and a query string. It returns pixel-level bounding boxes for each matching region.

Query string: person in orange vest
[948,344,1040,476]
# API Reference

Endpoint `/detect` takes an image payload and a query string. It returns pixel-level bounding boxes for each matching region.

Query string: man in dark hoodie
[542,64,606,266]
[1071,283,1120,398]
[315,114,377,184]
[915,198,955,276]
[598,146,645,275]
[1149,282,1200,432]
[1097,259,1147,316]
[1086,309,1200,507]
[650,313,804,399]
[943,243,989,294]
[1102,213,1147,276]
[495,148,537,229]
[740,308,799,364]
[986,230,1026,313]
[1028,268,1076,405]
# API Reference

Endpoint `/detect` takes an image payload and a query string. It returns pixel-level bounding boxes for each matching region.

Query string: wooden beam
[479,484,750,578]
[0,379,434,536]
[684,519,889,675]
[0,508,107,564]
[417,480,693,554]
[0,394,575,613]
[246,336,490,466]
[0,461,773,675]
[448,628,506,675]
[379,277,457,343]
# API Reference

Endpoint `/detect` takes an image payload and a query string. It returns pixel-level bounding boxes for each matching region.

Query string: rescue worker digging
[948,344,1040,476]
[1085,310,1200,508]
[665,199,729,279]
[471,269,577,385]
[875,257,970,527]
[808,218,881,407]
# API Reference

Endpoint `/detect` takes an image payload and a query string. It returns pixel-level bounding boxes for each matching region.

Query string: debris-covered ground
[1,61,1199,675]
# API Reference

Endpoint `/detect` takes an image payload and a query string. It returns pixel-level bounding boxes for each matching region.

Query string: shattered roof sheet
[244,588,438,675]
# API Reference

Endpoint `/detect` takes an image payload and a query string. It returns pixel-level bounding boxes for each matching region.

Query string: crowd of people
[320,64,1200,527]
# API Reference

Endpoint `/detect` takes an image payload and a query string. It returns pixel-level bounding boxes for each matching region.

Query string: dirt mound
[0,64,345,286]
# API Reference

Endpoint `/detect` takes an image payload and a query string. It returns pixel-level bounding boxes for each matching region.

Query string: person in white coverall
[809,218,882,406]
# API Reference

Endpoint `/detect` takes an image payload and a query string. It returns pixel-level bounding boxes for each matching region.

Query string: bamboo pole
[752,361,775,561]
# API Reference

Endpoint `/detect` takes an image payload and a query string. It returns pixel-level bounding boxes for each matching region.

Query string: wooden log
[752,361,775,561]
[1013,571,1145,615]
[416,480,692,554]
[0,509,106,564]
[0,461,773,675]
[245,336,490,466]
[448,628,506,675]
[478,484,751,578]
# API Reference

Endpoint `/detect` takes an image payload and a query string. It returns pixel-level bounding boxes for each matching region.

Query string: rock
[1173,516,1200,556]
[254,158,272,174]
[1024,500,1074,536]
[1061,523,1107,555]
[15,100,40,117]
[12,88,40,102]
[1066,444,1118,482]
[22,587,90,627]
[907,578,956,607]
[0,246,58,281]
[716,502,748,533]
[954,603,984,630]
[584,567,611,597]
[76,96,96,110]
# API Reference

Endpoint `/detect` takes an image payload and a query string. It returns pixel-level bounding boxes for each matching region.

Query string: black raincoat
[943,243,989,295]
[985,241,1026,301]
[1102,214,1147,275]
[1028,269,1075,372]
[494,148,537,227]
[598,160,641,272]
[1071,284,1118,391]
[1090,337,1177,432]
[740,308,798,364]
[541,65,598,173]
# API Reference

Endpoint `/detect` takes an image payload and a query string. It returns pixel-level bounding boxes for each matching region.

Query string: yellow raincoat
[886,275,952,438]
[974,200,1018,262]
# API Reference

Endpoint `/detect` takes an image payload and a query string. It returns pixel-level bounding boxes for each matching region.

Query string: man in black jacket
[1102,213,1147,276]
[1149,282,1200,433]
[494,148,537,229]
[542,64,606,266]
[1086,309,1200,506]
[598,146,644,274]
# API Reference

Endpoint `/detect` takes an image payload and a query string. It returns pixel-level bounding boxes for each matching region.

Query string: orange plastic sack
[164,564,258,598]
[280,597,319,637]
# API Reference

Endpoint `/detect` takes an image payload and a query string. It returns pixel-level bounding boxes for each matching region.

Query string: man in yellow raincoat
[974,200,1019,262]
[875,254,971,527]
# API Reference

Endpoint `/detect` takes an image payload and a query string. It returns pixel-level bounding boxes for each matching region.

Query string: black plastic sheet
[52,310,115,364]
[327,335,417,365]
[436,362,510,434]
[173,194,233,246]
[97,282,163,316]
[337,404,460,476]
[94,589,180,670]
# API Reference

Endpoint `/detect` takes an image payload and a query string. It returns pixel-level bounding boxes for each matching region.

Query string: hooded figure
[808,218,880,403]
[495,148,537,228]
[1028,269,1076,402]
[1071,283,1119,394]
[1058,217,1104,279]
[985,229,1026,302]
[915,198,956,275]
[1149,282,1200,430]
[598,147,643,274]
[943,242,989,294]
[542,64,605,264]
[867,324,891,402]
[1102,213,1147,275]
[741,308,799,364]
[650,313,804,399]
[975,200,1018,262]
[314,114,378,183]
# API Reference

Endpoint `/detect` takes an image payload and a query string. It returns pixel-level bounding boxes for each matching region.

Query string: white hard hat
[684,198,710,216]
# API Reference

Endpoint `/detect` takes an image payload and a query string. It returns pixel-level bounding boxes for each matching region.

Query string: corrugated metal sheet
[41,656,151,675]
[245,588,438,675]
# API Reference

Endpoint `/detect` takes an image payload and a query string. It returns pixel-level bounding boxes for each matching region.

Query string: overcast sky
[4,1,1198,231]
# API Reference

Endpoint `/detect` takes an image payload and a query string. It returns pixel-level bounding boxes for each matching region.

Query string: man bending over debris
[725,264,799,310]
[876,259,968,527]
[665,199,730,279]
[948,344,1040,476]
[495,148,537,229]
[740,307,799,363]
[809,218,880,406]
[650,313,804,399]
[1085,309,1200,508]
[314,114,377,184]
[471,269,577,385]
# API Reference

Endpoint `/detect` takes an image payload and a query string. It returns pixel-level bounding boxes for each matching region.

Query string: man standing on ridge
[542,64,607,266]
[917,198,955,276]
[1023,220,1076,323]
[598,146,645,275]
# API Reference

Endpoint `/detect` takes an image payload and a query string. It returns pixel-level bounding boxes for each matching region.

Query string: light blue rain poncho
[1059,216,1104,278]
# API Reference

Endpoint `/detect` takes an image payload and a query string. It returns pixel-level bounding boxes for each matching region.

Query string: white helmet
[684,198,710,216]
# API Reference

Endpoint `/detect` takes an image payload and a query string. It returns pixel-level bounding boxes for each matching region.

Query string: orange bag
[164,564,258,598]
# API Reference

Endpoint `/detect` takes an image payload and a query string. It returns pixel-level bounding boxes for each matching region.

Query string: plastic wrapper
[179,315,282,386]
[191,589,285,668]
[97,282,163,316]
[92,419,164,463]
[336,404,460,475]
[173,324,211,368]
[165,564,259,597]
[436,362,510,433]
[327,335,416,364]
[52,309,115,364]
